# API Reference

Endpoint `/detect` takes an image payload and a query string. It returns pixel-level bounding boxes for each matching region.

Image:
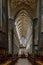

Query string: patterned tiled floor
[15,58,32,65]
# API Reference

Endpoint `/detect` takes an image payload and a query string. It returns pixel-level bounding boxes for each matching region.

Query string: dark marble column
[38,0,42,54]
[0,0,2,29]
[9,18,15,55]
[11,28,14,55]
[2,0,8,52]
[0,0,2,47]
[32,18,38,54]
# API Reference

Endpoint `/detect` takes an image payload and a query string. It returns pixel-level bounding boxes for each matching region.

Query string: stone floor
[15,58,32,65]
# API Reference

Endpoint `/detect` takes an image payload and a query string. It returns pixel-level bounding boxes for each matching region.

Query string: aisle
[15,58,32,65]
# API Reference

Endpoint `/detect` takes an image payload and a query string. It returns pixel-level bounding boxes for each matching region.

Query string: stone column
[0,0,2,47]
[38,0,42,54]
[32,18,38,54]
[11,28,14,55]
[2,0,8,52]
[0,0,2,29]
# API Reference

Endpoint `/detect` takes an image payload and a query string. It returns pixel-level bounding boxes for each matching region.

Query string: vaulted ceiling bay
[8,0,38,48]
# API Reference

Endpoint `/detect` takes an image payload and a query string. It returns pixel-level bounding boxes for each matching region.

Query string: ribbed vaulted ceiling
[8,0,38,46]
[15,10,32,38]
[9,0,38,18]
